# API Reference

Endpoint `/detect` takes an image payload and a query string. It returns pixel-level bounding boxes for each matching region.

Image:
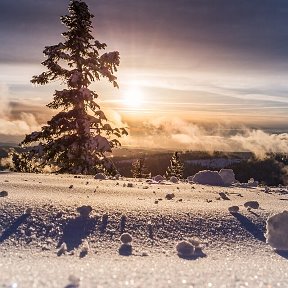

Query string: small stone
[69,185,73,189]
[120,233,133,244]
[25,208,33,215]
[119,243,132,256]
[219,192,230,200]
[0,191,8,197]
[57,242,67,256]
[176,241,195,257]
[94,173,106,180]
[188,238,201,247]
[141,251,149,257]
[127,183,133,188]
[77,205,92,218]
[165,193,175,200]
[228,206,240,213]
[79,240,89,258]
[67,275,80,288]
[244,201,259,209]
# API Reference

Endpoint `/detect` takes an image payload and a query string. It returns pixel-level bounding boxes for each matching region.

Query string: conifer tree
[165,152,184,179]
[12,0,127,175]
[131,156,150,178]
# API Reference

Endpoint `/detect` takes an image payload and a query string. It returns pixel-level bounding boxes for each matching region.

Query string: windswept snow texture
[192,170,225,186]
[266,211,288,251]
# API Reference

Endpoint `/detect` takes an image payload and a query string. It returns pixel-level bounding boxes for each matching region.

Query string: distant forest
[1,146,287,186]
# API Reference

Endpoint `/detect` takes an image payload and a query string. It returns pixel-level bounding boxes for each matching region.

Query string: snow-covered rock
[219,169,236,186]
[266,211,288,251]
[187,176,194,183]
[247,178,258,187]
[77,205,92,218]
[176,241,194,257]
[94,173,107,180]
[170,176,178,183]
[192,170,225,186]
[244,201,259,210]
[120,233,133,244]
[153,175,165,182]
[228,206,240,213]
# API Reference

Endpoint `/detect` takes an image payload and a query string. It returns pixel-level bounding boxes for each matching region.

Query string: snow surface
[0,172,288,288]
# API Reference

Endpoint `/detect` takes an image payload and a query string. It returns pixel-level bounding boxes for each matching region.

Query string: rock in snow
[187,176,194,183]
[219,169,236,186]
[266,211,288,251]
[192,170,224,186]
[165,193,175,200]
[120,233,133,244]
[77,205,92,218]
[228,206,240,213]
[176,240,195,257]
[244,201,259,210]
[0,190,8,197]
[169,176,178,183]
[94,173,107,180]
[153,175,165,182]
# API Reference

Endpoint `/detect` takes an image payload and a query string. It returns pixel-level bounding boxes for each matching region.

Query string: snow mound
[153,175,165,182]
[170,176,178,183]
[219,169,236,185]
[266,211,288,251]
[192,170,224,186]
[94,173,107,180]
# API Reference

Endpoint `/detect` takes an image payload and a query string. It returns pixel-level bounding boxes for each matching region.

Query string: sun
[122,85,144,108]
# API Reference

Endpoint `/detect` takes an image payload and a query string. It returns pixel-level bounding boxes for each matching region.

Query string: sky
[1,0,288,153]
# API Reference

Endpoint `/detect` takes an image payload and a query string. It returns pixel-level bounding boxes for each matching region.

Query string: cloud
[0,112,40,136]
[0,94,287,159]
[0,88,46,137]
[122,116,288,158]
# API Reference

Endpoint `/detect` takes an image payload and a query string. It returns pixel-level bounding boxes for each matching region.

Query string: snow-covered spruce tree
[131,157,150,178]
[165,152,184,179]
[13,0,127,175]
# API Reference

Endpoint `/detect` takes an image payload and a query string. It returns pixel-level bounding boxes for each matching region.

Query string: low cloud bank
[122,117,288,158]
[0,87,42,136]
[0,95,287,158]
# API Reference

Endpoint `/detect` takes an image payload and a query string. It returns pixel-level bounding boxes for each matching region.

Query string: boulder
[266,211,288,251]
[219,169,236,185]
[192,170,224,186]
